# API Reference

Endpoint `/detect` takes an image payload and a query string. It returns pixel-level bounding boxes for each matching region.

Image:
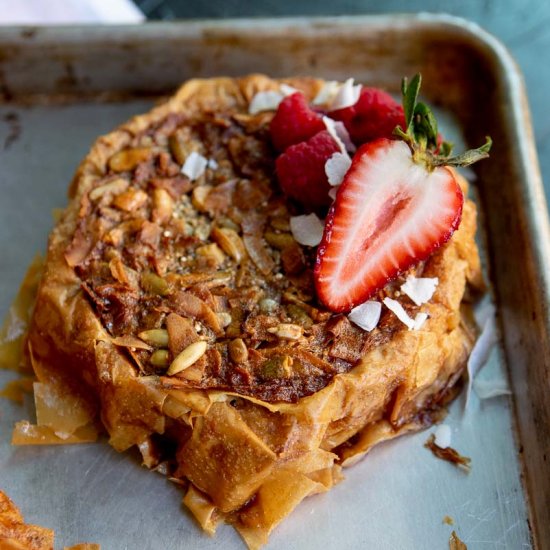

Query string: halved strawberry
[314,74,491,312]
[330,87,405,145]
[275,130,340,210]
[314,139,464,312]
[270,92,325,151]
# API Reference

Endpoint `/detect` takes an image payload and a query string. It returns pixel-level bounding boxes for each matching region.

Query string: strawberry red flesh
[275,130,340,211]
[314,138,464,312]
[270,92,325,152]
[330,87,405,146]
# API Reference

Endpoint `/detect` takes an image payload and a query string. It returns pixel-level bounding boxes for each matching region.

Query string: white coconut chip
[181,151,208,181]
[348,301,382,332]
[280,83,299,96]
[434,424,452,449]
[325,152,352,186]
[313,80,340,106]
[328,187,339,201]
[473,378,512,400]
[401,275,439,306]
[289,214,325,247]
[413,312,429,330]
[207,158,218,170]
[383,297,415,330]
[248,90,284,115]
[330,77,362,110]
[322,116,347,154]
[465,304,498,407]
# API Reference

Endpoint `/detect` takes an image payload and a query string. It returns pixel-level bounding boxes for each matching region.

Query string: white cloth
[0,0,144,25]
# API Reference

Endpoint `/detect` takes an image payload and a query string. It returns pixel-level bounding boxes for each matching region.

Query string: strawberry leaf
[433,136,493,167]
[402,73,421,131]
[413,102,439,149]
[397,74,492,171]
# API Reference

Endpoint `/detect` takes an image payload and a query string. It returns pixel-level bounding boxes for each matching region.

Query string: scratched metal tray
[1,15,549,550]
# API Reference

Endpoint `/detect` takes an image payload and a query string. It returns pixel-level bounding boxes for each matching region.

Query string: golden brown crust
[26,75,482,548]
[0,491,54,550]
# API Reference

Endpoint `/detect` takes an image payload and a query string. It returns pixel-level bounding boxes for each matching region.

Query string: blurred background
[0,0,548,202]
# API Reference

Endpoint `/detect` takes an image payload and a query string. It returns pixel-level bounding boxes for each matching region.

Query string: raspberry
[329,87,405,146]
[270,92,325,152]
[275,130,340,210]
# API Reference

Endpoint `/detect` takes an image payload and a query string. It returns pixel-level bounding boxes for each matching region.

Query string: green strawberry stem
[394,73,492,171]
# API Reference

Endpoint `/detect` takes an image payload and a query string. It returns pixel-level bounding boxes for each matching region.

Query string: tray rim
[1,13,548,549]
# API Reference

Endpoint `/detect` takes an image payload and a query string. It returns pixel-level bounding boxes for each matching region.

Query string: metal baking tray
[1,15,548,549]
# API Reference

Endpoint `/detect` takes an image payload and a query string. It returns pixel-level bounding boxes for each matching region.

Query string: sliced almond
[167,340,208,375]
[113,188,148,211]
[196,243,226,268]
[89,178,129,202]
[192,185,213,212]
[108,147,151,172]
[152,188,174,224]
[210,226,246,263]
[228,338,248,363]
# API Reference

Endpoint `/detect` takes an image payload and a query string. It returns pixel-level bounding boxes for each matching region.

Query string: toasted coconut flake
[112,335,152,351]
[424,434,471,472]
[434,424,452,449]
[330,78,361,110]
[473,378,511,399]
[325,152,352,186]
[244,233,275,274]
[383,297,415,330]
[248,90,284,115]
[348,301,382,332]
[181,151,208,181]
[289,214,324,247]
[401,275,439,306]
[313,80,340,105]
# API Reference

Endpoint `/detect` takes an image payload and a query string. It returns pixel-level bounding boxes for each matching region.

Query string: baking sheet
[0,16,544,549]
